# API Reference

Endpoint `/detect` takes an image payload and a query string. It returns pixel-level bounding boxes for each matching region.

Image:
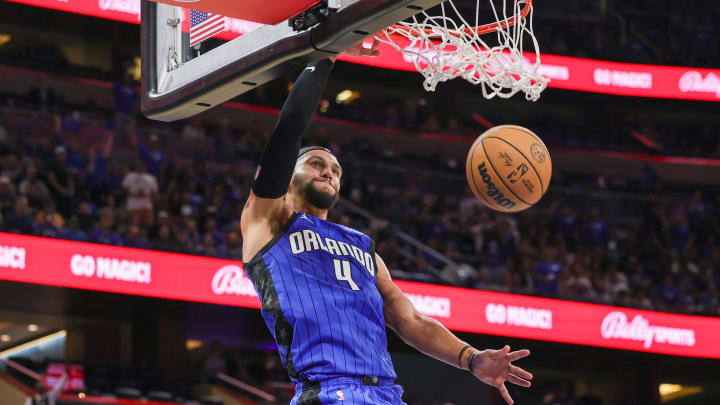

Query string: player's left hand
[471,345,532,405]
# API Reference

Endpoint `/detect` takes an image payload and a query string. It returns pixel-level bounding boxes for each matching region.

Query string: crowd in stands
[311,90,720,159]
[538,0,719,68]
[1,78,719,319]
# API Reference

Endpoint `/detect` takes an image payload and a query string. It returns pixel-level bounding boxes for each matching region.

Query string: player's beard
[293,176,339,210]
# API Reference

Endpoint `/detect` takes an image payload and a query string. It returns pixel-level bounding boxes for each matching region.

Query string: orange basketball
[465,125,552,213]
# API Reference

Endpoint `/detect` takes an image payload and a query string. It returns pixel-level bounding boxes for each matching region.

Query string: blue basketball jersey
[244,212,397,384]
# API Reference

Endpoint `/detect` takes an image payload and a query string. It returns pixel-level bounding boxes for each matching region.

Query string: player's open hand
[471,345,532,405]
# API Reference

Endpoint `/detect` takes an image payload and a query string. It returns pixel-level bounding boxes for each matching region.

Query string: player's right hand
[471,345,533,405]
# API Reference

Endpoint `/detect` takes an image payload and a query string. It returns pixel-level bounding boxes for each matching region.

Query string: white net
[377,0,548,101]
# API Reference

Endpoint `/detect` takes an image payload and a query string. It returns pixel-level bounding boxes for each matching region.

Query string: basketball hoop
[378,0,548,101]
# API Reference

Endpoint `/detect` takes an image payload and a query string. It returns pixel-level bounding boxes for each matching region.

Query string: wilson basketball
[465,125,552,213]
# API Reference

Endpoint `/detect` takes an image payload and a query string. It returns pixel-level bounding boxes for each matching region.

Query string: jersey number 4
[333,259,360,290]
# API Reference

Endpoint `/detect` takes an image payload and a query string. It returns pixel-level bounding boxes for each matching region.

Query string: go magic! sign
[2,232,719,359]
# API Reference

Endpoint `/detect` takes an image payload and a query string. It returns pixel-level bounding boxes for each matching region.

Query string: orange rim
[386,0,533,40]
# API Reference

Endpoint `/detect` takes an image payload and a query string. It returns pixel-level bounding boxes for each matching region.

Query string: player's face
[291,151,342,209]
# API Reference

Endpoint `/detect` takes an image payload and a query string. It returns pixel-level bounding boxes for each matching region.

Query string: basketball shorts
[292,376,406,405]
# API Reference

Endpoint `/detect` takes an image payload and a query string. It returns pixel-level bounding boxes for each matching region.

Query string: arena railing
[337,197,457,273]
[215,372,275,402]
[0,359,44,405]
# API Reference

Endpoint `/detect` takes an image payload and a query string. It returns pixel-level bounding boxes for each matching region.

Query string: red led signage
[2,233,720,359]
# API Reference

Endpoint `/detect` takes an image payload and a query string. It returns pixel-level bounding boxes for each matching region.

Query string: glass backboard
[141,0,446,122]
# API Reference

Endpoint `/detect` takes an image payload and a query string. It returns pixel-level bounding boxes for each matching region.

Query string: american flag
[189,10,225,47]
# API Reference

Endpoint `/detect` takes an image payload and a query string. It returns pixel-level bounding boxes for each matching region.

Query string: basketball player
[241,39,532,405]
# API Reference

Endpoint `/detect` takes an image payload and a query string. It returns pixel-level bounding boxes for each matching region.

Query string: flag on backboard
[189,10,225,47]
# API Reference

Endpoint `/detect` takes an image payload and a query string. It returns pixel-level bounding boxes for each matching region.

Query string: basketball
[465,125,552,213]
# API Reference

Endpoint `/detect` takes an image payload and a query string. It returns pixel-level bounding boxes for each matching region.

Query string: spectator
[152,225,177,252]
[19,163,51,210]
[174,215,199,253]
[130,128,166,177]
[60,216,89,242]
[655,275,680,308]
[90,214,122,246]
[42,202,64,230]
[3,196,34,234]
[122,161,158,228]
[0,173,17,215]
[203,341,228,376]
[112,72,138,133]
[83,131,115,200]
[607,264,630,297]
[52,114,85,172]
[76,201,97,232]
[410,256,437,283]
[202,217,225,247]
[197,233,219,257]
[583,208,610,247]
[28,74,58,112]
[181,117,206,141]
[45,145,75,216]
[33,210,60,238]
[667,210,691,253]
[534,248,564,297]
[458,187,482,222]
[218,231,242,260]
[124,224,151,249]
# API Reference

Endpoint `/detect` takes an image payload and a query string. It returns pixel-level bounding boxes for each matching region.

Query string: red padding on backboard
[149,0,322,24]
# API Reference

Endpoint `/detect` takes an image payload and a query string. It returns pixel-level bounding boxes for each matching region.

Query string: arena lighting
[335,90,359,104]
[659,384,682,396]
[658,383,703,402]
[130,56,142,81]
[0,330,67,359]
[27,324,39,332]
[0,334,10,342]
[186,339,203,350]
[0,34,10,47]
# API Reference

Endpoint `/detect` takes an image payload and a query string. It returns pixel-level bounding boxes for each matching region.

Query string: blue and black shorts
[292,376,406,405]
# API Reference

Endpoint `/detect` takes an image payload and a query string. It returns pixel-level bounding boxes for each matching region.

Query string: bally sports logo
[678,71,720,98]
[98,0,140,17]
[477,162,516,210]
[70,254,151,284]
[485,303,552,330]
[600,311,696,349]
[0,245,26,270]
[211,265,257,297]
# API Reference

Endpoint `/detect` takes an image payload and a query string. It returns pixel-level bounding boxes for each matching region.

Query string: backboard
[141,0,446,122]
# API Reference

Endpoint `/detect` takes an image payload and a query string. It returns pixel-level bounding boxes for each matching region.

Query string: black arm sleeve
[251,58,334,198]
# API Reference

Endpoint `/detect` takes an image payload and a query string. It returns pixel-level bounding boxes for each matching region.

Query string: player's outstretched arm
[241,39,381,261]
[240,57,336,260]
[376,253,533,405]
